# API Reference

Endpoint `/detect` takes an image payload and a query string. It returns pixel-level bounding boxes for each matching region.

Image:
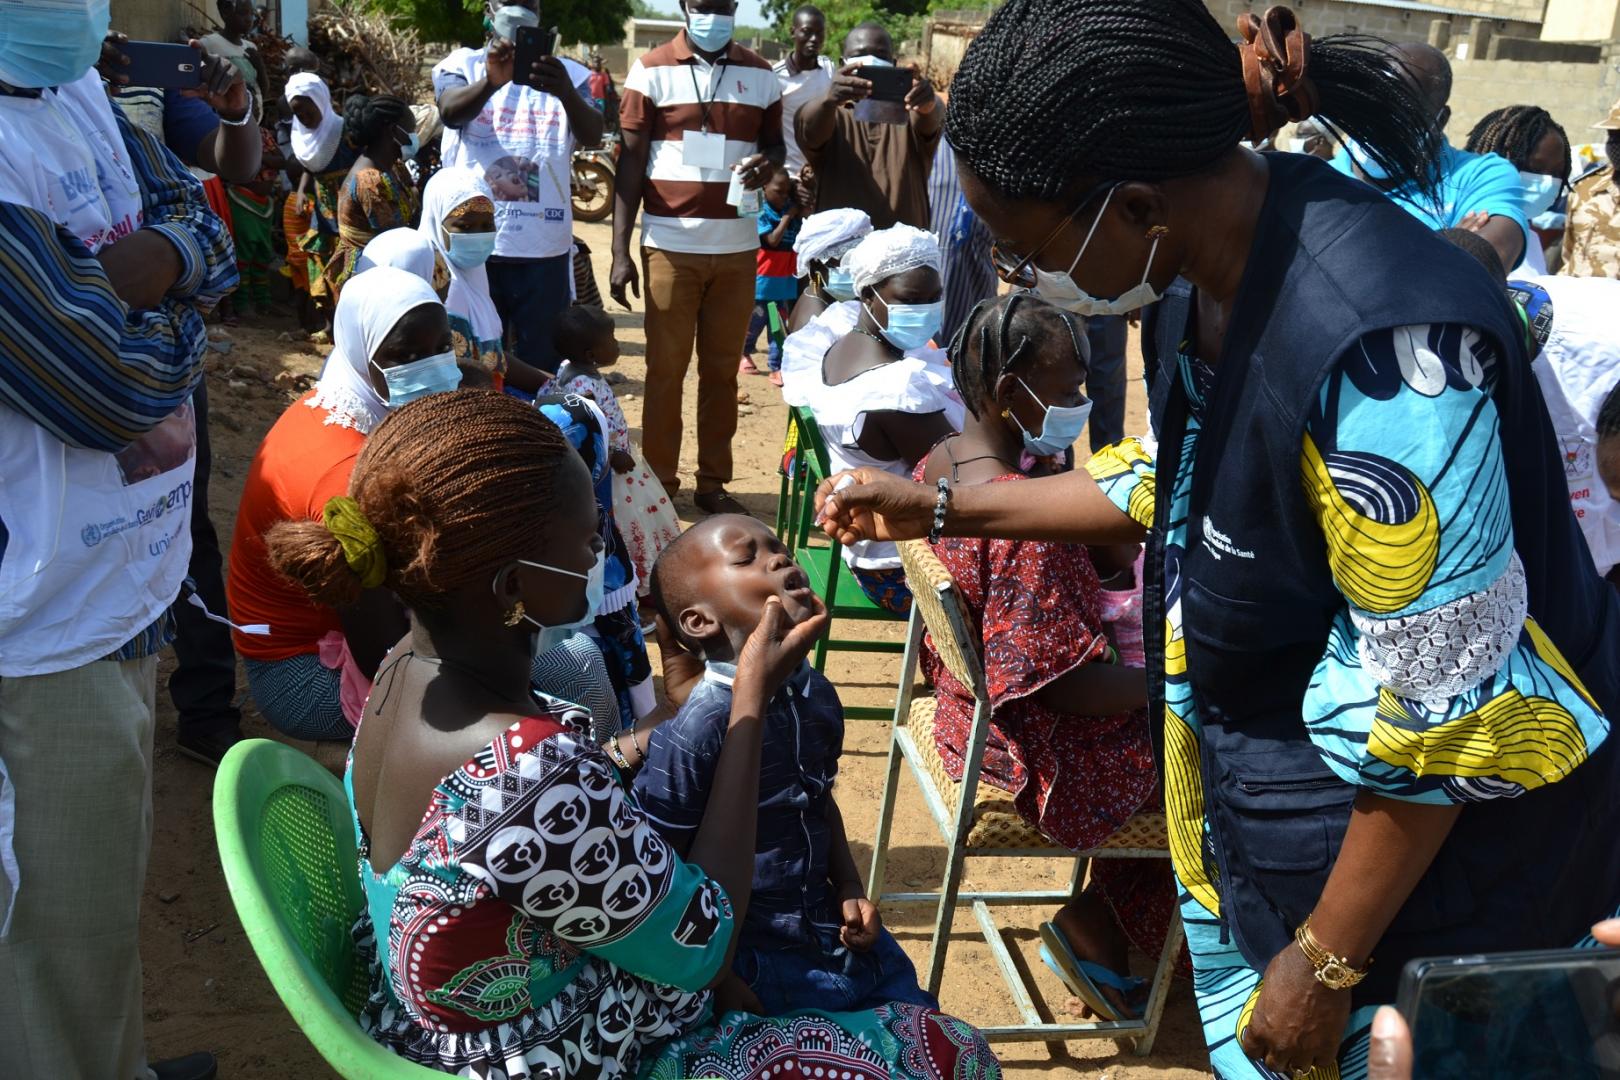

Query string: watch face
[1320,960,1355,989]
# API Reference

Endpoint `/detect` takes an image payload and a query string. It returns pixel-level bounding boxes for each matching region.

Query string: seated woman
[781,224,964,615]
[788,207,871,334]
[356,228,442,290]
[226,267,460,740]
[264,389,1002,1079]
[919,294,1172,1020]
[324,93,422,303]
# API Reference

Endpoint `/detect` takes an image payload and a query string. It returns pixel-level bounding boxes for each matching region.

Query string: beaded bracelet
[606,735,633,772]
[217,108,252,127]
[630,727,647,765]
[927,477,950,544]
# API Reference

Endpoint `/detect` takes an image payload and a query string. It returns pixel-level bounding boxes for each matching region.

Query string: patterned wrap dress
[1085,325,1620,1078]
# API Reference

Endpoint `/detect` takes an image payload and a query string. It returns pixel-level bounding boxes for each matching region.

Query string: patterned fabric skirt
[282,195,313,291]
[852,565,913,616]
[242,653,350,741]
[614,448,681,600]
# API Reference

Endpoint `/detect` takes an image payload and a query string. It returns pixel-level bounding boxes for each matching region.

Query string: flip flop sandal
[1038,920,1147,1022]
[739,356,763,375]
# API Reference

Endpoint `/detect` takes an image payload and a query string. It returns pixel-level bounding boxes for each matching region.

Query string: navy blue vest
[1142,152,1620,1002]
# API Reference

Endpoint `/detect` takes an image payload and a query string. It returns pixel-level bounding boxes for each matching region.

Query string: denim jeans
[732,926,938,1015]
[1085,313,1129,451]
[745,300,788,371]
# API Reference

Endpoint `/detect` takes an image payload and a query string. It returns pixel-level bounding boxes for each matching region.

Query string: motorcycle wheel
[571,159,614,223]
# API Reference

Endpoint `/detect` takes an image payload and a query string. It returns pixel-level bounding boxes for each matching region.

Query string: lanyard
[687,55,730,134]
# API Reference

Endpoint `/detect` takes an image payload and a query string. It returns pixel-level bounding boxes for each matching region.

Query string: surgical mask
[489,4,539,42]
[372,350,462,408]
[1012,377,1092,458]
[1519,170,1560,219]
[446,230,497,268]
[1533,209,1568,232]
[0,0,111,89]
[845,54,892,68]
[1341,135,1391,182]
[823,267,855,300]
[684,12,734,53]
[1287,138,1309,155]
[399,131,421,160]
[1033,186,1164,318]
[509,549,605,655]
[872,294,943,351]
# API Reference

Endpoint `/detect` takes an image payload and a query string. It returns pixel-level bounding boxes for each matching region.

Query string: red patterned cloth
[915,461,1175,960]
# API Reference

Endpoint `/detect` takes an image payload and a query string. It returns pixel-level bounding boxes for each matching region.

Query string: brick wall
[1202,0,1539,45]
[1448,53,1618,147]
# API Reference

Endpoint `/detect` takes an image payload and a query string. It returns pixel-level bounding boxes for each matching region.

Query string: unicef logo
[81,522,103,548]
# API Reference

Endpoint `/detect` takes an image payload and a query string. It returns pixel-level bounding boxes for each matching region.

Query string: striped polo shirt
[620,33,783,255]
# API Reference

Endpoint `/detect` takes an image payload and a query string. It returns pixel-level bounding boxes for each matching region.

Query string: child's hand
[713,971,765,1016]
[610,448,636,474]
[735,596,829,700]
[840,893,882,952]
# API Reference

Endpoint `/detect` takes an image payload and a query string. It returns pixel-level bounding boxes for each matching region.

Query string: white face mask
[498,549,605,656]
[1032,185,1163,318]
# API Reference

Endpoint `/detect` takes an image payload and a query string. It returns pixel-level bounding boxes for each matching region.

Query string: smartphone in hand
[121,41,205,90]
[513,26,559,86]
[862,65,913,103]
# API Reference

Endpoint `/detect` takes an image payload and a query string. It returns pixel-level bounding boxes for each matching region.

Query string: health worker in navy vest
[814,2,1620,1077]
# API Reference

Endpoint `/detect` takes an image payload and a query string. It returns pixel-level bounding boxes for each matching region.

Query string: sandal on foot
[739,355,763,375]
[1038,920,1146,1021]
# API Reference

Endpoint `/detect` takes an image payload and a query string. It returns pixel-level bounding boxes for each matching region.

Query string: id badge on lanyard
[680,58,730,171]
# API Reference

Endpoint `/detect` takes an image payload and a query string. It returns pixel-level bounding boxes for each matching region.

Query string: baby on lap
[633,514,936,1015]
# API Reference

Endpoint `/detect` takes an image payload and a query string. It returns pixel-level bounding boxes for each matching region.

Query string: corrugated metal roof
[1322,0,1538,20]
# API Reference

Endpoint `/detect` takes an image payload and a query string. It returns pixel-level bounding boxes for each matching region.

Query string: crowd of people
[8,0,1620,1077]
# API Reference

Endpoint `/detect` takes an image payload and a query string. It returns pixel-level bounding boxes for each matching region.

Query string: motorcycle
[571,132,617,224]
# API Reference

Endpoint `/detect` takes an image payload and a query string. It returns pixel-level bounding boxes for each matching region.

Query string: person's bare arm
[530,57,603,148]
[439,39,514,128]
[905,71,942,138]
[763,206,799,249]
[609,127,651,307]
[798,64,868,154]
[1034,659,1148,716]
[1457,210,1527,273]
[854,409,955,472]
[818,466,1147,546]
[654,613,706,709]
[825,794,863,898]
[97,232,185,310]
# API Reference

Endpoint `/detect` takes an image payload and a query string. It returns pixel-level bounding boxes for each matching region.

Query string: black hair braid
[949,293,1085,418]
[946,0,1440,201]
[1465,105,1571,186]
[343,93,414,149]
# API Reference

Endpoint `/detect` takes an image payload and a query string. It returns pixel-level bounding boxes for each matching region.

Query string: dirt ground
[138,219,1214,1078]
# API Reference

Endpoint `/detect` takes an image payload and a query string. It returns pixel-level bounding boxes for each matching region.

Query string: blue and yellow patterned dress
[1087,323,1616,1078]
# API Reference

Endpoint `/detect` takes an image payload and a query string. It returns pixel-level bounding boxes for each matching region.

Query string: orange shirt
[227,391,365,660]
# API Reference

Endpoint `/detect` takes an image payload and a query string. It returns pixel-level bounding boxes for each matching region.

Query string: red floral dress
[915,461,1174,959]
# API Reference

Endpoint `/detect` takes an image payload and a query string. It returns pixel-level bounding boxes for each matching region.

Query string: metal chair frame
[868,539,1184,1050]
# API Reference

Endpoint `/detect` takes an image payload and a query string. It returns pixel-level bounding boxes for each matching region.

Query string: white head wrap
[417,166,504,364]
[844,224,942,293]
[355,228,438,284]
[307,267,444,434]
[793,208,873,275]
[285,72,343,171]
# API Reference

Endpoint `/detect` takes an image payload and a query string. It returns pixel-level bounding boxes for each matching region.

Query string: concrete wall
[1541,0,1620,41]
[1448,52,1618,147]
[111,0,218,42]
[1203,0,1540,45]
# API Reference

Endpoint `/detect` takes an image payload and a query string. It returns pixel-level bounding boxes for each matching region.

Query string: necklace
[852,325,901,354]
[944,434,1015,482]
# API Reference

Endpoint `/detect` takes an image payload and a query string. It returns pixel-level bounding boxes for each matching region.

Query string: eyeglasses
[988,180,1117,289]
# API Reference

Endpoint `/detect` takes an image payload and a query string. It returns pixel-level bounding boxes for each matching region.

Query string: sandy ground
[138,219,1214,1078]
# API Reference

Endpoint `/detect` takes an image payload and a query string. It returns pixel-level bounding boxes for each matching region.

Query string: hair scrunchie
[323,496,387,589]
[1237,6,1320,145]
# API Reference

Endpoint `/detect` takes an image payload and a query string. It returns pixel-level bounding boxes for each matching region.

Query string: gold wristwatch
[1294,916,1369,990]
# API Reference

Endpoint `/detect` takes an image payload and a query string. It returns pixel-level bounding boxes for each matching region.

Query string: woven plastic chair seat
[906,697,1170,854]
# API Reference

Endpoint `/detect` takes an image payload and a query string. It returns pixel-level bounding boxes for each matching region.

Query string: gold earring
[504,601,526,627]
[1000,408,1012,420]
[1146,224,1170,240]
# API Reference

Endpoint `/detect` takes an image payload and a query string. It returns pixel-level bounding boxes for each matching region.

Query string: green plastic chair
[778,405,906,719]
[213,738,442,1078]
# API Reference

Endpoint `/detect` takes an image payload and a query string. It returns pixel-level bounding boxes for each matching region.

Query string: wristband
[217,108,252,127]
[927,477,950,544]
[606,735,632,772]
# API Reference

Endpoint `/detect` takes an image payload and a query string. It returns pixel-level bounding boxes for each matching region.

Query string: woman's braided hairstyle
[949,293,1087,419]
[343,93,414,150]
[1465,105,1571,187]
[945,0,1440,202]
[266,390,580,611]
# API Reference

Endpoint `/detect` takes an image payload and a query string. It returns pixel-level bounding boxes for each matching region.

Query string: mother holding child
[266,389,1001,1078]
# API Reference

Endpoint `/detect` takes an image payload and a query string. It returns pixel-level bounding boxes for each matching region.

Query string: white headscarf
[418,166,503,358]
[285,72,343,171]
[794,208,873,275]
[356,228,438,284]
[306,267,444,434]
[844,224,943,293]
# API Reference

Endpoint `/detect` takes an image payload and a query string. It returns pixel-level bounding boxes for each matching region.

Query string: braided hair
[1465,105,1571,187]
[265,390,582,611]
[343,93,414,150]
[949,293,1087,418]
[946,0,1439,202]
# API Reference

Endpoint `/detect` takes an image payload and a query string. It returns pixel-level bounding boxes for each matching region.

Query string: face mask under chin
[1031,185,1165,318]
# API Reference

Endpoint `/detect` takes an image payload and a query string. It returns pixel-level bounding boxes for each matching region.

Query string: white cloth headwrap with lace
[793,208,873,275]
[285,72,343,171]
[417,166,503,355]
[307,267,443,434]
[844,223,942,293]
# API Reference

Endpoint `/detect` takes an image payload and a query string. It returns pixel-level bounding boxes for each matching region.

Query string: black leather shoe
[175,723,244,768]
[150,1052,217,1080]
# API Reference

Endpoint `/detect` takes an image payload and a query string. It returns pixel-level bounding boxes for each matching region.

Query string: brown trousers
[640,247,757,494]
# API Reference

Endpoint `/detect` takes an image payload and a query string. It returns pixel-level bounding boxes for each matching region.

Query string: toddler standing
[551,306,680,606]
[742,166,802,386]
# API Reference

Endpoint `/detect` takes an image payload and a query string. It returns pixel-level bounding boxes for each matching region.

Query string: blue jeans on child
[733,926,938,1015]
[745,300,788,371]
